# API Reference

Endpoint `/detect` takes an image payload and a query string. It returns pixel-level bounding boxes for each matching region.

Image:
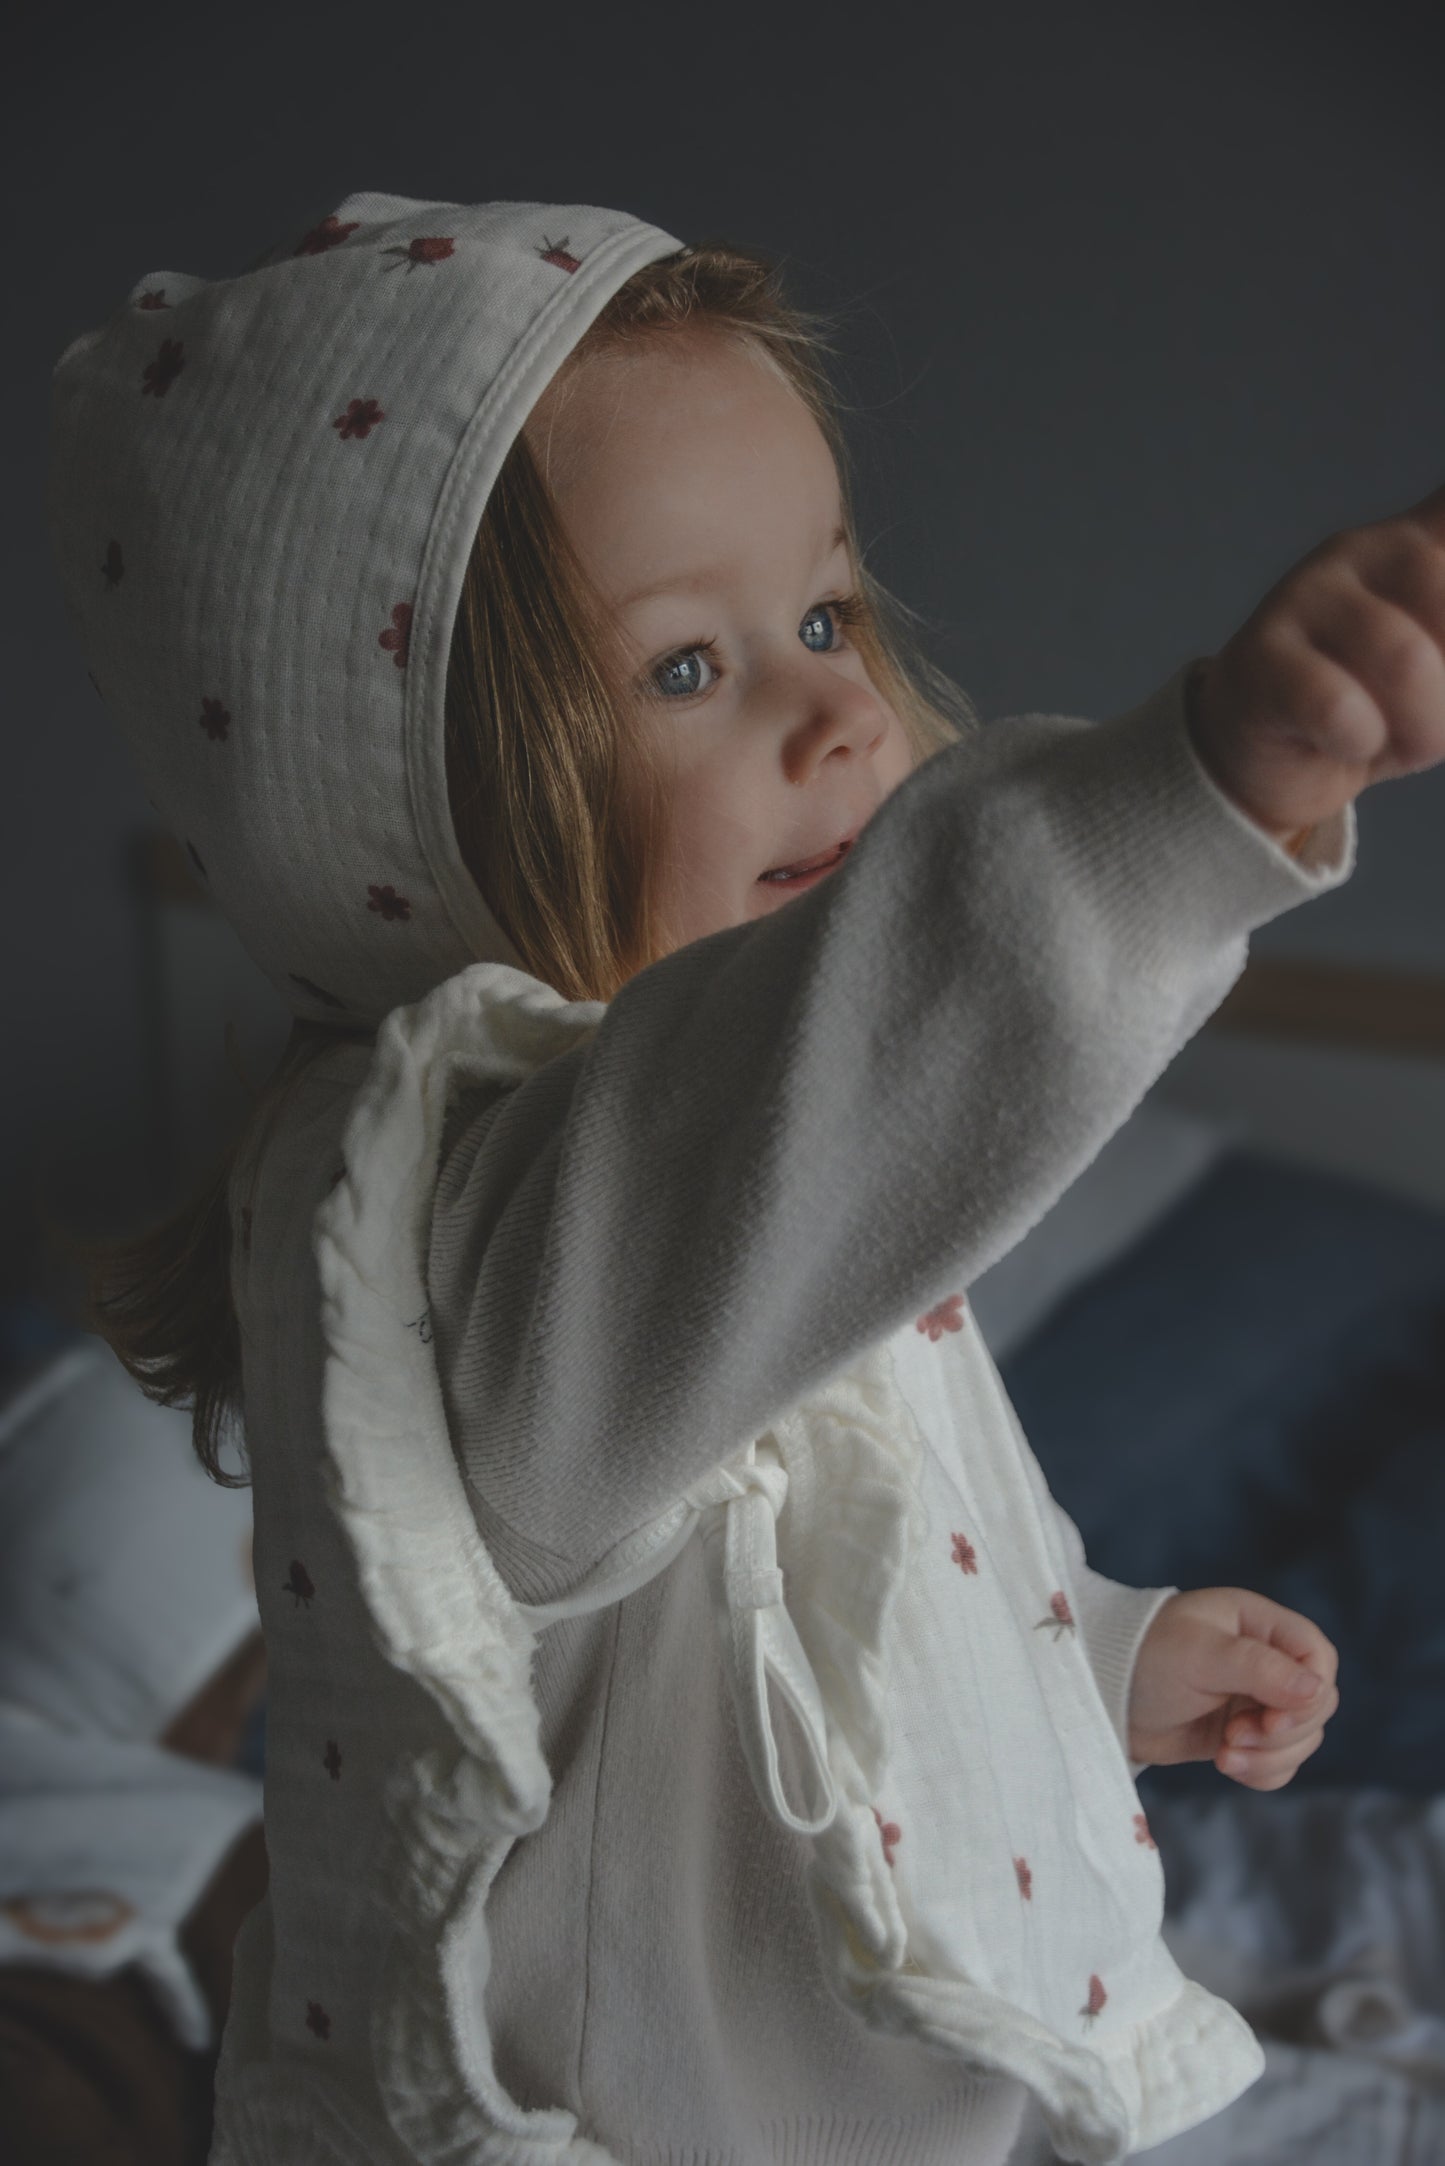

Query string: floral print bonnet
[46,193,685,1027]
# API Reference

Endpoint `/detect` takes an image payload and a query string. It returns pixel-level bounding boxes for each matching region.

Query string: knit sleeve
[1046,1502,1176,1775]
[427,659,1356,1608]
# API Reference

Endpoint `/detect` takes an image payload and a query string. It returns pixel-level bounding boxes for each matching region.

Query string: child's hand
[1186,479,1445,842]
[1126,1586,1339,1789]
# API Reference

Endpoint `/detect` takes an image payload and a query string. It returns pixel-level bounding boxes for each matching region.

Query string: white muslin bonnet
[45,196,1263,2163]
[46,190,688,1027]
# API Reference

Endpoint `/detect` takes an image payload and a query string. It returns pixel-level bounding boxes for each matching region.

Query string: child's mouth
[759,839,851,886]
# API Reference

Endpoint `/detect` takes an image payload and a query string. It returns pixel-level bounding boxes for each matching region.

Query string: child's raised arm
[426,662,1357,1607]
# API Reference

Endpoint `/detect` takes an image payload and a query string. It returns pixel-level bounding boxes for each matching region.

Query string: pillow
[0,1337,258,1743]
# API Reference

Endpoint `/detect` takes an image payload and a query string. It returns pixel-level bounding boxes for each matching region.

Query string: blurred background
[4,3,1444,2162]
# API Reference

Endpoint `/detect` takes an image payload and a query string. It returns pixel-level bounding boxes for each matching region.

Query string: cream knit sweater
[213,662,1355,2166]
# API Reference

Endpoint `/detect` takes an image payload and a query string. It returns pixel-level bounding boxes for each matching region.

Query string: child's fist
[1185,479,1445,842]
[1126,1586,1339,1789]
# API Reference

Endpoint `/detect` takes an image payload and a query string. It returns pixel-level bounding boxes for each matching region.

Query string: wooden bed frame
[130,831,1445,1061]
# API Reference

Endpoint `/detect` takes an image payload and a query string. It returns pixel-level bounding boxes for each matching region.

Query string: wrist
[1183,658,1312,856]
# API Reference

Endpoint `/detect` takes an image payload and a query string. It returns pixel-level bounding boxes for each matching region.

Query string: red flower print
[1034,1590,1076,1641]
[282,1560,315,1608]
[537,233,582,272]
[185,840,207,880]
[1134,1812,1157,1850]
[288,972,346,1009]
[1080,1973,1107,2025]
[323,1740,342,1781]
[295,215,359,257]
[950,1531,978,1575]
[379,235,455,272]
[871,1806,901,1868]
[100,539,124,588]
[198,697,231,742]
[1014,1855,1033,1901]
[136,289,170,309]
[240,1206,253,1256]
[367,883,412,922]
[141,337,185,397]
[916,1292,967,1342]
[305,1999,331,2040]
[378,601,412,667]
[333,397,385,441]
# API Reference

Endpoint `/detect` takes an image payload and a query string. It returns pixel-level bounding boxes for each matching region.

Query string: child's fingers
[1218,1725,1327,1790]
[1205,1629,1334,1715]
[1225,1680,1340,1748]
[1233,1590,1339,1687]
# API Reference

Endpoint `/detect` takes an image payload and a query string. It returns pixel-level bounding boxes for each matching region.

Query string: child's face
[524,329,916,955]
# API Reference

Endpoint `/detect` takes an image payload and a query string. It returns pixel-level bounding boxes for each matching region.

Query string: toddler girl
[48,190,1443,2165]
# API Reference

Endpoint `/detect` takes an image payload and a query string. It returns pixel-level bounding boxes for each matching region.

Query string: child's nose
[777,672,890,783]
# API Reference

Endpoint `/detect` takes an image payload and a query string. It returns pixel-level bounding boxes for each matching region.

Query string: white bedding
[1006,1787,1445,2163]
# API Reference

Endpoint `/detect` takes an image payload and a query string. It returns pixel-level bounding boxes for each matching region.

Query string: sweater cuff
[1069,1572,1179,1776]
[1021,657,1358,991]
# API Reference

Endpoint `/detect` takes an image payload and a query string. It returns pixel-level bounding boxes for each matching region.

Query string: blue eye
[800,602,846,653]
[651,647,716,701]
[647,593,865,703]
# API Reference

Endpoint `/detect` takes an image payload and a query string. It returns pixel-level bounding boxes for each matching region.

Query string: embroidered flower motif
[378,601,412,667]
[100,539,124,588]
[950,1531,978,1575]
[1080,1973,1107,2025]
[295,215,359,257]
[185,840,208,880]
[1034,1590,1076,1641]
[288,972,346,1009]
[1014,1855,1033,1900]
[379,235,455,272]
[323,1740,342,1781]
[305,1999,331,2040]
[916,1292,967,1341]
[282,1560,315,1608]
[537,233,581,272]
[367,882,411,921]
[136,289,170,309]
[140,337,185,397]
[240,1206,253,1256]
[871,1806,901,1868]
[198,697,231,742]
[1133,1811,1157,1850]
[333,397,385,441]
[406,1307,433,1346]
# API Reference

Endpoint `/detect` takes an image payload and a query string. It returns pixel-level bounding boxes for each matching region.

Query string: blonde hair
[54,239,983,1483]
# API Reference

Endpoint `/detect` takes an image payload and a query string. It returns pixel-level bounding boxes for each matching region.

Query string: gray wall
[8,0,1444,1299]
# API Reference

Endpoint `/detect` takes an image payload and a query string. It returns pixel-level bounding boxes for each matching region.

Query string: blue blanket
[998,1148,1445,1795]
